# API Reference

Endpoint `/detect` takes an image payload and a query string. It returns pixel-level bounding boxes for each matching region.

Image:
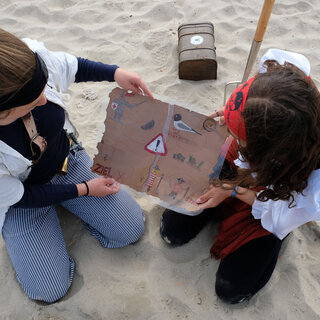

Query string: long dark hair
[229,63,320,206]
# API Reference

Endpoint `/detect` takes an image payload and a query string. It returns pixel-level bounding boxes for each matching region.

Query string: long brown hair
[0,29,36,119]
[227,64,320,206]
[0,28,36,97]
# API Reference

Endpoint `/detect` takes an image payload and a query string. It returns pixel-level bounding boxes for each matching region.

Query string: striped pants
[2,149,145,303]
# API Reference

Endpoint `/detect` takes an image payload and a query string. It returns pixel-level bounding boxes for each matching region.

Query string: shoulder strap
[21,112,47,154]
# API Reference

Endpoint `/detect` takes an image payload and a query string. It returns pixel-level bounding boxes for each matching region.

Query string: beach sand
[1,0,320,319]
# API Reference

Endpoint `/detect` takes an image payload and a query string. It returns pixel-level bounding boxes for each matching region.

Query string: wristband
[82,181,89,196]
[230,185,239,198]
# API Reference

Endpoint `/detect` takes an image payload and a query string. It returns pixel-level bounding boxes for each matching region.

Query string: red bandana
[224,77,255,141]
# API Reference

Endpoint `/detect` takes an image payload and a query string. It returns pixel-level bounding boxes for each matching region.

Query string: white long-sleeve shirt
[234,157,320,240]
[252,170,320,239]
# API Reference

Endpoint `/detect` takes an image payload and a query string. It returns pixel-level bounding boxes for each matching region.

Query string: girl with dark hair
[160,49,320,304]
[0,28,153,303]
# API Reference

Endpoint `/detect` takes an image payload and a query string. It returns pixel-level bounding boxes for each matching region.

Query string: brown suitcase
[178,22,217,81]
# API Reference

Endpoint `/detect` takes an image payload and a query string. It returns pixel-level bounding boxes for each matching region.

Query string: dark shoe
[215,273,252,304]
[160,208,213,246]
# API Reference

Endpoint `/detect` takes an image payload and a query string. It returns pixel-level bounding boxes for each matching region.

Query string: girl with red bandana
[160,49,320,304]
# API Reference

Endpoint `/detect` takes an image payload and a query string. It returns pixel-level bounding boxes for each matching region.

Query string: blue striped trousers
[2,149,145,303]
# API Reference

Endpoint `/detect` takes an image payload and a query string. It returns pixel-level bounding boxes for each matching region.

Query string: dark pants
[160,159,284,303]
[215,231,283,303]
[160,208,284,304]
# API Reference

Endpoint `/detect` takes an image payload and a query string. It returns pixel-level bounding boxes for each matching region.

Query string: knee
[19,258,75,303]
[129,210,145,243]
[116,208,145,245]
[40,283,71,303]
[117,191,145,243]
[22,276,72,303]
[159,215,176,246]
[215,273,252,304]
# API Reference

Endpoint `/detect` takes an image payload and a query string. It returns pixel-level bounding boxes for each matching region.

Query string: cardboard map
[92,88,230,213]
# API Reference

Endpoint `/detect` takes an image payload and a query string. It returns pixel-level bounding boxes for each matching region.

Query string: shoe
[160,208,213,246]
[215,274,252,304]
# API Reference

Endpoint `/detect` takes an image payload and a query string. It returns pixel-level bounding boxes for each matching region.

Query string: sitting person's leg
[160,208,215,246]
[62,188,144,248]
[2,206,74,303]
[215,233,284,304]
[54,149,145,248]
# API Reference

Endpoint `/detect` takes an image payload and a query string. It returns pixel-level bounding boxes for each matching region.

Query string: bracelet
[82,181,89,196]
[230,185,239,198]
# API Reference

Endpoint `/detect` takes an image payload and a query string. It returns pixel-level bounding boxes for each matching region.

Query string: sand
[1,0,320,319]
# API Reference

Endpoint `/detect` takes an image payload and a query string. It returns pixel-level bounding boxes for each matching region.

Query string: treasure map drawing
[92,88,231,213]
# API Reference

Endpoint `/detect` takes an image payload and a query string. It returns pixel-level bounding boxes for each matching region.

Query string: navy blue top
[0,58,118,208]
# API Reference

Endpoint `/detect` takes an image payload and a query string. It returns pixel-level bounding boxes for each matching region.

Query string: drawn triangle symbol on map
[144,133,167,156]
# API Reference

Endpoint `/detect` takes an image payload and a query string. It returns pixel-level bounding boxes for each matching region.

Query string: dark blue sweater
[0,58,118,208]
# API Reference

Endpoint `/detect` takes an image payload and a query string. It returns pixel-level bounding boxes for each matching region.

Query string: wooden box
[178,22,217,81]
